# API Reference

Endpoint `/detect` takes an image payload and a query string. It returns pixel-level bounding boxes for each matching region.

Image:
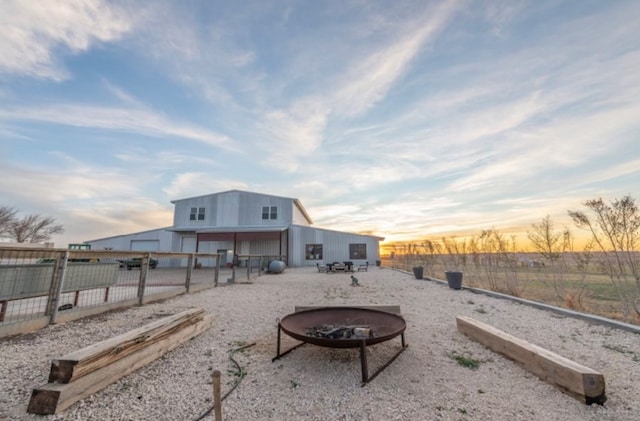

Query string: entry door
[217,249,228,265]
[181,237,196,267]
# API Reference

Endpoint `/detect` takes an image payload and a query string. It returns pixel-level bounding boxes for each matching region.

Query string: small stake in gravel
[212,370,222,421]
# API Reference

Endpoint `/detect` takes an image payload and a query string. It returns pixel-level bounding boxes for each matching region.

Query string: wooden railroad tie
[27,308,213,415]
[456,316,606,405]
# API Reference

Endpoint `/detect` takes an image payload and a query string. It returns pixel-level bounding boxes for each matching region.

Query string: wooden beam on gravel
[456,316,606,405]
[27,309,213,415]
[48,308,205,384]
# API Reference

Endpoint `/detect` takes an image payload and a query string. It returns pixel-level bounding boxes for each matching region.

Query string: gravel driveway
[2,267,639,420]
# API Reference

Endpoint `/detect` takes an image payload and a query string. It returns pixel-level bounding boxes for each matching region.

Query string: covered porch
[195,227,289,266]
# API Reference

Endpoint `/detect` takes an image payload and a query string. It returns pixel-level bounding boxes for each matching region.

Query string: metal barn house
[86,190,383,267]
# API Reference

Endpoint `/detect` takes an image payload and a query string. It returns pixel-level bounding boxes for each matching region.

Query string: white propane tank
[268,260,286,274]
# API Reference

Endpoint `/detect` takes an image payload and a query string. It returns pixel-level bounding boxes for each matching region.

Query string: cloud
[162,173,249,200]
[0,103,238,151]
[71,199,173,239]
[332,1,461,118]
[0,155,173,245]
[249,1,463,172]
[115,150,221,168]
[0,156,146,205]
[0,0,133,80]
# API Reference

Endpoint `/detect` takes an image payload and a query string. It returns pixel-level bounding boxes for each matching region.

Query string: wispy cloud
[249,1,463,172]
[331,1,462,118]
[1,1,638,248]
[256,98,330,171]
[0,0,133,80]
[0,104,238,151]
[162,173,249,200]
[0,155,146,204]
[0,153,173,244]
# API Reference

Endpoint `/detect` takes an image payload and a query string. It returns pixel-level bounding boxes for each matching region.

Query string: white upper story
[170,190,313,231]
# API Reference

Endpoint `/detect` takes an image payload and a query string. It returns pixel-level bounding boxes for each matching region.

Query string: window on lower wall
[305,244,323,260]
[349,243,367,259]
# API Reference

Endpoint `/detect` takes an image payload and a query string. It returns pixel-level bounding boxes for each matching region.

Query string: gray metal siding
[173,195,218,227]
[236,192,292,226]
[288,225,380,267]
[174,191,296,228]
[198,240,233,253]
[87,228,177,252]
[292,203,310,225]
[249,240,280,255]
[217,191,240,226]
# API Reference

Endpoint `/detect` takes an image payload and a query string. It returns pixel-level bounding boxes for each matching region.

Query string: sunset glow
[1,1,638,248]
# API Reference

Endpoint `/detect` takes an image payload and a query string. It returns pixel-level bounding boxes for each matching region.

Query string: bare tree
[419,239,442,277]
[0,206,18,236]
[568,195,640,320]
[527,215,565,262]
[6,213,64,243]
[528,215,586,308]
[468,229,524,296]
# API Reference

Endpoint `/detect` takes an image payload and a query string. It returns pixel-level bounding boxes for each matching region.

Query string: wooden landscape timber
[27,308,213,415]
[456,316,606,405]
[47,308,205,383]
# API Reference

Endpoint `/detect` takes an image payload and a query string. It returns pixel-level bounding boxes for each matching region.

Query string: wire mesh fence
[0,246,222,335]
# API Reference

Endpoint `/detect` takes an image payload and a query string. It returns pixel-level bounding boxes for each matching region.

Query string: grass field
[382,254,640,326]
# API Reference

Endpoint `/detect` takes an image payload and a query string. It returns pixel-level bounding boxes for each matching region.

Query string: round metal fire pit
[279,307,406,349]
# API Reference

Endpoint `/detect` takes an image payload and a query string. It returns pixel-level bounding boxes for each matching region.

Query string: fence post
[214,254,220,287]
[46,250,69,324]
[212,370,222,421]
[186,254,194,293]
[230,262,236,283]
[137,253,150,305]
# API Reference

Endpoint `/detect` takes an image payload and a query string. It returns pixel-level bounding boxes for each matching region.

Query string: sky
[1,0,639,249]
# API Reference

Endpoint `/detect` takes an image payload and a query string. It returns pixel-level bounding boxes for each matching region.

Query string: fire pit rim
[278,306,406,349]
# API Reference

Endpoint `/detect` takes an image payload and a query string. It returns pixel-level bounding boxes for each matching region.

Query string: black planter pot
[412,266,424,280]
[445,271,463,289]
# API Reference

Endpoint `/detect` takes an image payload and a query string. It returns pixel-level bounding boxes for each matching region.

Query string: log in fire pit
[272,307,408,384]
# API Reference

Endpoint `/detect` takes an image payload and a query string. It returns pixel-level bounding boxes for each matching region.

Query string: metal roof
[169,225,289,233]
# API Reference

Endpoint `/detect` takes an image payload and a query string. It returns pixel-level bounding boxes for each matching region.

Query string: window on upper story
[190,207,205,221]
[349,243,367,259]
[262,206,278,220]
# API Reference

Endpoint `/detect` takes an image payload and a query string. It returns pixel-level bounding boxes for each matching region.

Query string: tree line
[0,206,64,243]
[387,195,640,321]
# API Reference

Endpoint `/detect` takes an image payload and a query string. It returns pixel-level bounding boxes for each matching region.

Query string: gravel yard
[2,267,639,421]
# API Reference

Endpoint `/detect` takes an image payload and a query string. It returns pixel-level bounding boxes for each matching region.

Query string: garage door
[130,240,160,251]
[181,237,196,252]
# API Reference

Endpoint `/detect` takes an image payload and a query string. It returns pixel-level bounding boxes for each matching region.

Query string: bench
[316,263,329,273]
[332,262,346,272]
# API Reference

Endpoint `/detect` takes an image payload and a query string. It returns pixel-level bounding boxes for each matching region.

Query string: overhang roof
[169,225,289,233]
